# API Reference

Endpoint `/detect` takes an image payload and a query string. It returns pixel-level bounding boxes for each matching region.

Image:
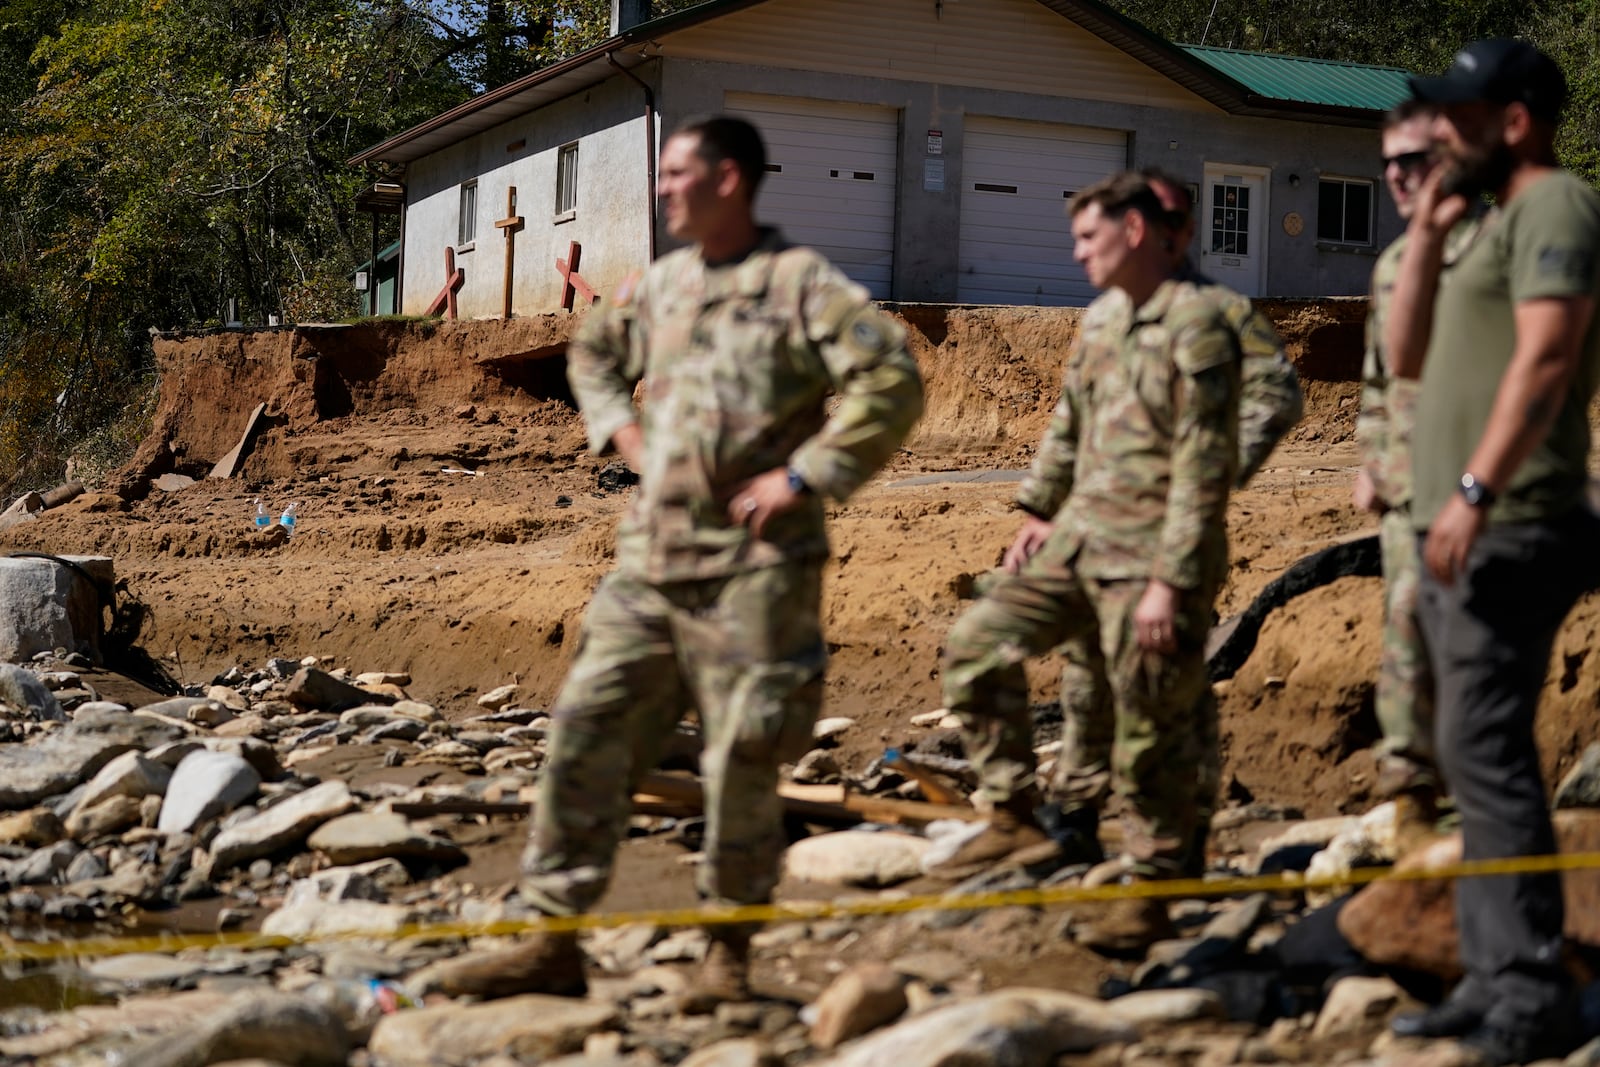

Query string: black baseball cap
[1408,38,1567,122]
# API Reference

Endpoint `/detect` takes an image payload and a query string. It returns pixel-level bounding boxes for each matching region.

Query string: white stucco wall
[401,72,656,318]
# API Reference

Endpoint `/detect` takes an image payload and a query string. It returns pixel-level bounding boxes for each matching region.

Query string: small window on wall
[458,181,478,246]
[1317,177,1373,244]
[555,142,579,218]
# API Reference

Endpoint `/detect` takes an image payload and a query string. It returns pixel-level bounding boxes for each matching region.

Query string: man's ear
[1124,207,1148,249]
[1502,101,1535,151]
[714,158,745,200]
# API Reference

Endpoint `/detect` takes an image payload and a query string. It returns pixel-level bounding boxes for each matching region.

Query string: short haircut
[1069,171,1165,227]
[669,115,768,197]
[1383,99,1435,130]
[1137,166,1193,227]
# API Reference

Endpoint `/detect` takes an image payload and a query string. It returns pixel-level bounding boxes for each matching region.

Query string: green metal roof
[1181,45,1411,112]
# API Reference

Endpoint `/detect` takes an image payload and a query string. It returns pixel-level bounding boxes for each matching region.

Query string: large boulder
[207,780,356,872]
[0,709,184,810]
[0,554,113,664]
[1339,810,1600,978]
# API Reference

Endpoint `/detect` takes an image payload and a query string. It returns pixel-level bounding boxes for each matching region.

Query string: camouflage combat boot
[678,926,754,1015]
[1072,880,1177,959]
[925,796,1061,881]
[1034,802,1106,867]
[408,930,587,999]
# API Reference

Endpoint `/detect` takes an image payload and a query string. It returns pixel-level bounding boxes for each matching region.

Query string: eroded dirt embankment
[16,297,1576,820]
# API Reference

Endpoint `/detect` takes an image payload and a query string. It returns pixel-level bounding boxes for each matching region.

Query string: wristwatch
[786,467,812,495]
[1458,472,1496,509]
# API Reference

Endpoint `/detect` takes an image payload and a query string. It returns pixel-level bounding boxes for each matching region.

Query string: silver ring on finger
[744,498,758,513]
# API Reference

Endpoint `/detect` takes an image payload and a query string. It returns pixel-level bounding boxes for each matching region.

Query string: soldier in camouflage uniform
[934,172,1240,954]
[421,116,922,1006]
[1046,170,1302,869]
[1354,102,1443,823]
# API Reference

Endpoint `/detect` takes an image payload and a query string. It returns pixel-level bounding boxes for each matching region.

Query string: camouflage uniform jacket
[1071,262,1299,487]
[567,228,924,583]
[1015,278,1242,590]
[1358,220,1482,510]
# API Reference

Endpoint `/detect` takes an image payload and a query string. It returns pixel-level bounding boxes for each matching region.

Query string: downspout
[395,178,408,315]
[608,54,657,262]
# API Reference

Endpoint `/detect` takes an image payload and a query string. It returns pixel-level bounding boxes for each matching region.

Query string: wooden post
[494,187,525,320]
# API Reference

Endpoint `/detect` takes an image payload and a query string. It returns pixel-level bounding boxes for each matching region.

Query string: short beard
[1439,140,1516,200]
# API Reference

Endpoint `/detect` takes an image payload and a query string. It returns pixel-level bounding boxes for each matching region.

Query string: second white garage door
[958,116,1128,306]
[726,92,899,299]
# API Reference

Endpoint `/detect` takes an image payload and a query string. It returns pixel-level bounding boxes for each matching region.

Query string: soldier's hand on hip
[1352,467,1384,514]
[1134,579,1181,655]
[1003,516,1055,574]
[728,467,805,539]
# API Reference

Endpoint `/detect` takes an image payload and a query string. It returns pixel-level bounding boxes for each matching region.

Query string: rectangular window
[458,181,477,246]
[1317,177,1373,245]
[555,142,579,216]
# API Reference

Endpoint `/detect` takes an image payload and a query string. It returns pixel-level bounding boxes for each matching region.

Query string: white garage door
[726,92,898,299]
[958,116,1128,306]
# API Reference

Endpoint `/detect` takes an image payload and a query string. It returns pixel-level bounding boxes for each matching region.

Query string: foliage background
[0,0,1594,501]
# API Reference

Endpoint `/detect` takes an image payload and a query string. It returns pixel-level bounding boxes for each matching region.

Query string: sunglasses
[1383,150,1432,173]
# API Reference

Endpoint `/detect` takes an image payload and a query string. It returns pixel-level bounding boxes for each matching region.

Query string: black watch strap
[1458,472,1496,509]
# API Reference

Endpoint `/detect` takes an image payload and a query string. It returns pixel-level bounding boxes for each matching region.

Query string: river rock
[1311,975,1403,1040]
[0,663,64,720]
[0,807,66,847]
[476,684,518,710]
[367,995,619,1067]
[784,831,931,887]
[1555,743,1600,810]
[86,954,208,987]
[1105,989,1227,1032]
[259,875,413,939]
[66,794,144,840]
[1,839,79,886]
[207,780,356,872]
[117,989,348,1067]
[157,751,261,834]
[681,1039,779,1067]
[76,751,172,812]
[811,988,1136,1067]
[809,962,908,1050]
[285,667,394,711]
[136,696,222,722]
[306,811,465,867]
[1339,810,1600,977]
[0,709,184,810]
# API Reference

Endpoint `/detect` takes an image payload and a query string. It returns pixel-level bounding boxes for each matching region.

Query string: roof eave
[1234,95,1387,128]
[347,0,764,169]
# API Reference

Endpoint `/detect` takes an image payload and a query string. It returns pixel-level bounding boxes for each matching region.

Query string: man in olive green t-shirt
[1381,39,1600,1064]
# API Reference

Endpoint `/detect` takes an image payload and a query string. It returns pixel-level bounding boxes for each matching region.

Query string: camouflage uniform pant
[521,562,825,916]
[942,546,1217,871]
[1375,506,1437,790]
[1054,643,1220,830]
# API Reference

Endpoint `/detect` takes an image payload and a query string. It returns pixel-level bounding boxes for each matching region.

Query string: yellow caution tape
[6,848,1600,964]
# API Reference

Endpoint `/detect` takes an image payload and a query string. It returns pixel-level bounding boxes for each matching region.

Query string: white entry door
[1200,164,1269,296]
[725,92,899,299]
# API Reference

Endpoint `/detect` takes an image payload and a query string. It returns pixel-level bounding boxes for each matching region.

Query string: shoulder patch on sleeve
[837,305,902,359]
[1170,304,1240,376]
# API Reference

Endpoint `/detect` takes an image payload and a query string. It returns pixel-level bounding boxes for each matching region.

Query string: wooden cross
[556,240,599,311]
[495,186,525,320]
[424,246,465,319]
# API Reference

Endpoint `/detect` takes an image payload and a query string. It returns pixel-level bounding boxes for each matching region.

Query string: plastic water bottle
[253,499,271,531]
[279,501,299,536]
